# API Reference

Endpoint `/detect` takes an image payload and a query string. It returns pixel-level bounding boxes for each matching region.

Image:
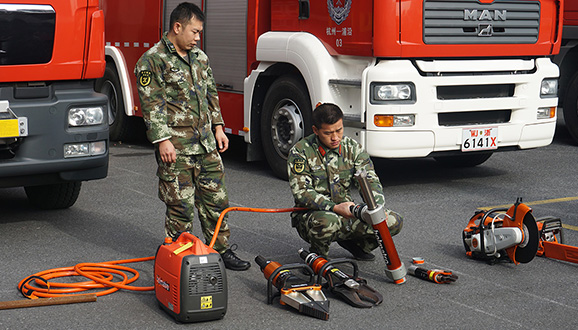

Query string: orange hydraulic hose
[208,206,306,248]
[18,256,155,299]
[19,207,306,300]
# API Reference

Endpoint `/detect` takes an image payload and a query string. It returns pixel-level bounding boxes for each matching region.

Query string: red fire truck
[0,0,108,209]
[554,1,578,143]
[99,0,563,179]
[0,0,108,208]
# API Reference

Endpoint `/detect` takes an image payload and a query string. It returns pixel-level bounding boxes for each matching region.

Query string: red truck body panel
[565,0,578,24]
[0,0,108,196]
[0,0,105,82]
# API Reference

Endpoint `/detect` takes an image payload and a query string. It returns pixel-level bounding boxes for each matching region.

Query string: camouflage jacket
[287,134,385,211]
[135,33,224,155]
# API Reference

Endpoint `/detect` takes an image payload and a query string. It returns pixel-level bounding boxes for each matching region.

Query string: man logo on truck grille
[327,0,351,25]
[464,9,507,22]
[138,70,152,87]
[477,24,494,37]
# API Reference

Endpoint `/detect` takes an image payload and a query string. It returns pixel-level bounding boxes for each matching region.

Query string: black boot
[221,244,251,271]
[337,240,375,261]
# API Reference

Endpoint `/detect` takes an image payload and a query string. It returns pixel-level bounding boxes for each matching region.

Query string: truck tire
[261,76,312,180]
[434,152,493,167]
[563,72,578,144]
[24,182,82,209]
[95,63,133,141]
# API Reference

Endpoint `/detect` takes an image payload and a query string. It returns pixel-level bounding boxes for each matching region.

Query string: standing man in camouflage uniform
[287,103,403,260]
[135,2,249,271]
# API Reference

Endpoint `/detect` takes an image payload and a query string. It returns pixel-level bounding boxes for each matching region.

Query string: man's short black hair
[312,103,343,128]
[170,2,205,30]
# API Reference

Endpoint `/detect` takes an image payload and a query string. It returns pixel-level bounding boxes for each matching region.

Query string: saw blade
[512,213,539,263]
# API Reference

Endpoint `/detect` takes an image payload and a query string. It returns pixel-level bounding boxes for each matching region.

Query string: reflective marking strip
[108,42,153,48]
[563,223,578,232]
[478,197,578,210]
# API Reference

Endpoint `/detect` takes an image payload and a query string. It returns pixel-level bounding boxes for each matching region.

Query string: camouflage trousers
[292,208,403,257]
[156,149,230,253]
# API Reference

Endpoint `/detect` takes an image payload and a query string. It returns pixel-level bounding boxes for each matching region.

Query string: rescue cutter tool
[462,198,539,264]
[352,170,406,284]
[299,249,382,308]
[255,255,330,320]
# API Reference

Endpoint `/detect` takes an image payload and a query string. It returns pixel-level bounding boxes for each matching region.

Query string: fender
[104,46,135,116]
[244,31,372,144]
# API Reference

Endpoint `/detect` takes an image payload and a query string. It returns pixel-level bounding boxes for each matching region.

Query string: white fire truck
[98,0,563,179]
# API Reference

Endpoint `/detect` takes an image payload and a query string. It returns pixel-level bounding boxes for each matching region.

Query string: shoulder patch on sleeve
[292,157,306,174]
[138,70,152,87]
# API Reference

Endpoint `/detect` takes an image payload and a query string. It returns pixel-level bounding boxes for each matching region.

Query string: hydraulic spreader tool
[462,198,539,264]
[255,255,330,320]
[351,170,406,284]
[299,249,383,308]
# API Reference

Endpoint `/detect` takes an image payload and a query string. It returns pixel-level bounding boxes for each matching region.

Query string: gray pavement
[1,120,577,329]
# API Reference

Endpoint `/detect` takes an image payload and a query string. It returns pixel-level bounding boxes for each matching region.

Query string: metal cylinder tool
[352,170,406,284]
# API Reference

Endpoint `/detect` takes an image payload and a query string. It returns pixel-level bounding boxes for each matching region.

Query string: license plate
[461,127,498,152]
[0,118,20,138]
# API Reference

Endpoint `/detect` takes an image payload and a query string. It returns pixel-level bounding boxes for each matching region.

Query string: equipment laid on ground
[14,206,304,319]
[536,217,578,264]
[462,198,539,264]
[154,232,227,323]
[154,206,306,323]
[407,265,458,284]
[299,249,382,308]
[17,257,155,299]
[351,170,406,284]
[255,255,330,320]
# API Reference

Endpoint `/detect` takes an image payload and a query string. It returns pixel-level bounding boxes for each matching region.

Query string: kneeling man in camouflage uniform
[287,103,403,260]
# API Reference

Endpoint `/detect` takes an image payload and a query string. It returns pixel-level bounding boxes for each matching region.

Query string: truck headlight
[68,107,104,127]
[64,141,107,158]
[540,79,558,98]
[371,83,415,103]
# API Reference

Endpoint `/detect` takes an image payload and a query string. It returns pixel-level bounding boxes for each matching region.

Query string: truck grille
[437,84,515,99]
[424,0,540,44]
[438,110,511,126]
[0,4,55,65]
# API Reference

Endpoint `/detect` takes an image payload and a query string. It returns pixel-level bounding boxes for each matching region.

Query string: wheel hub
[271,100,304,158]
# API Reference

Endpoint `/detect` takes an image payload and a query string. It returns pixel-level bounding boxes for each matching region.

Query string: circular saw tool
[462,199,539,265]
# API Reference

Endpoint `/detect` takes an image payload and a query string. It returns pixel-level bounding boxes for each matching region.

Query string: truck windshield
[0,4,55,65]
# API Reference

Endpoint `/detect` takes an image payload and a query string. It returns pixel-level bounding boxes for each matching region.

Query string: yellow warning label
[0,119,19,138]
[200,295,213,309]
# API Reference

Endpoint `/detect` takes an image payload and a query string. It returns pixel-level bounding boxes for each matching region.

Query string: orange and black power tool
[154,232,227,323]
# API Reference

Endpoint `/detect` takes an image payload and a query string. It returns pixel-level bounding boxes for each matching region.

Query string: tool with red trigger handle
[408,265,458,284]
[536,217,578,264]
